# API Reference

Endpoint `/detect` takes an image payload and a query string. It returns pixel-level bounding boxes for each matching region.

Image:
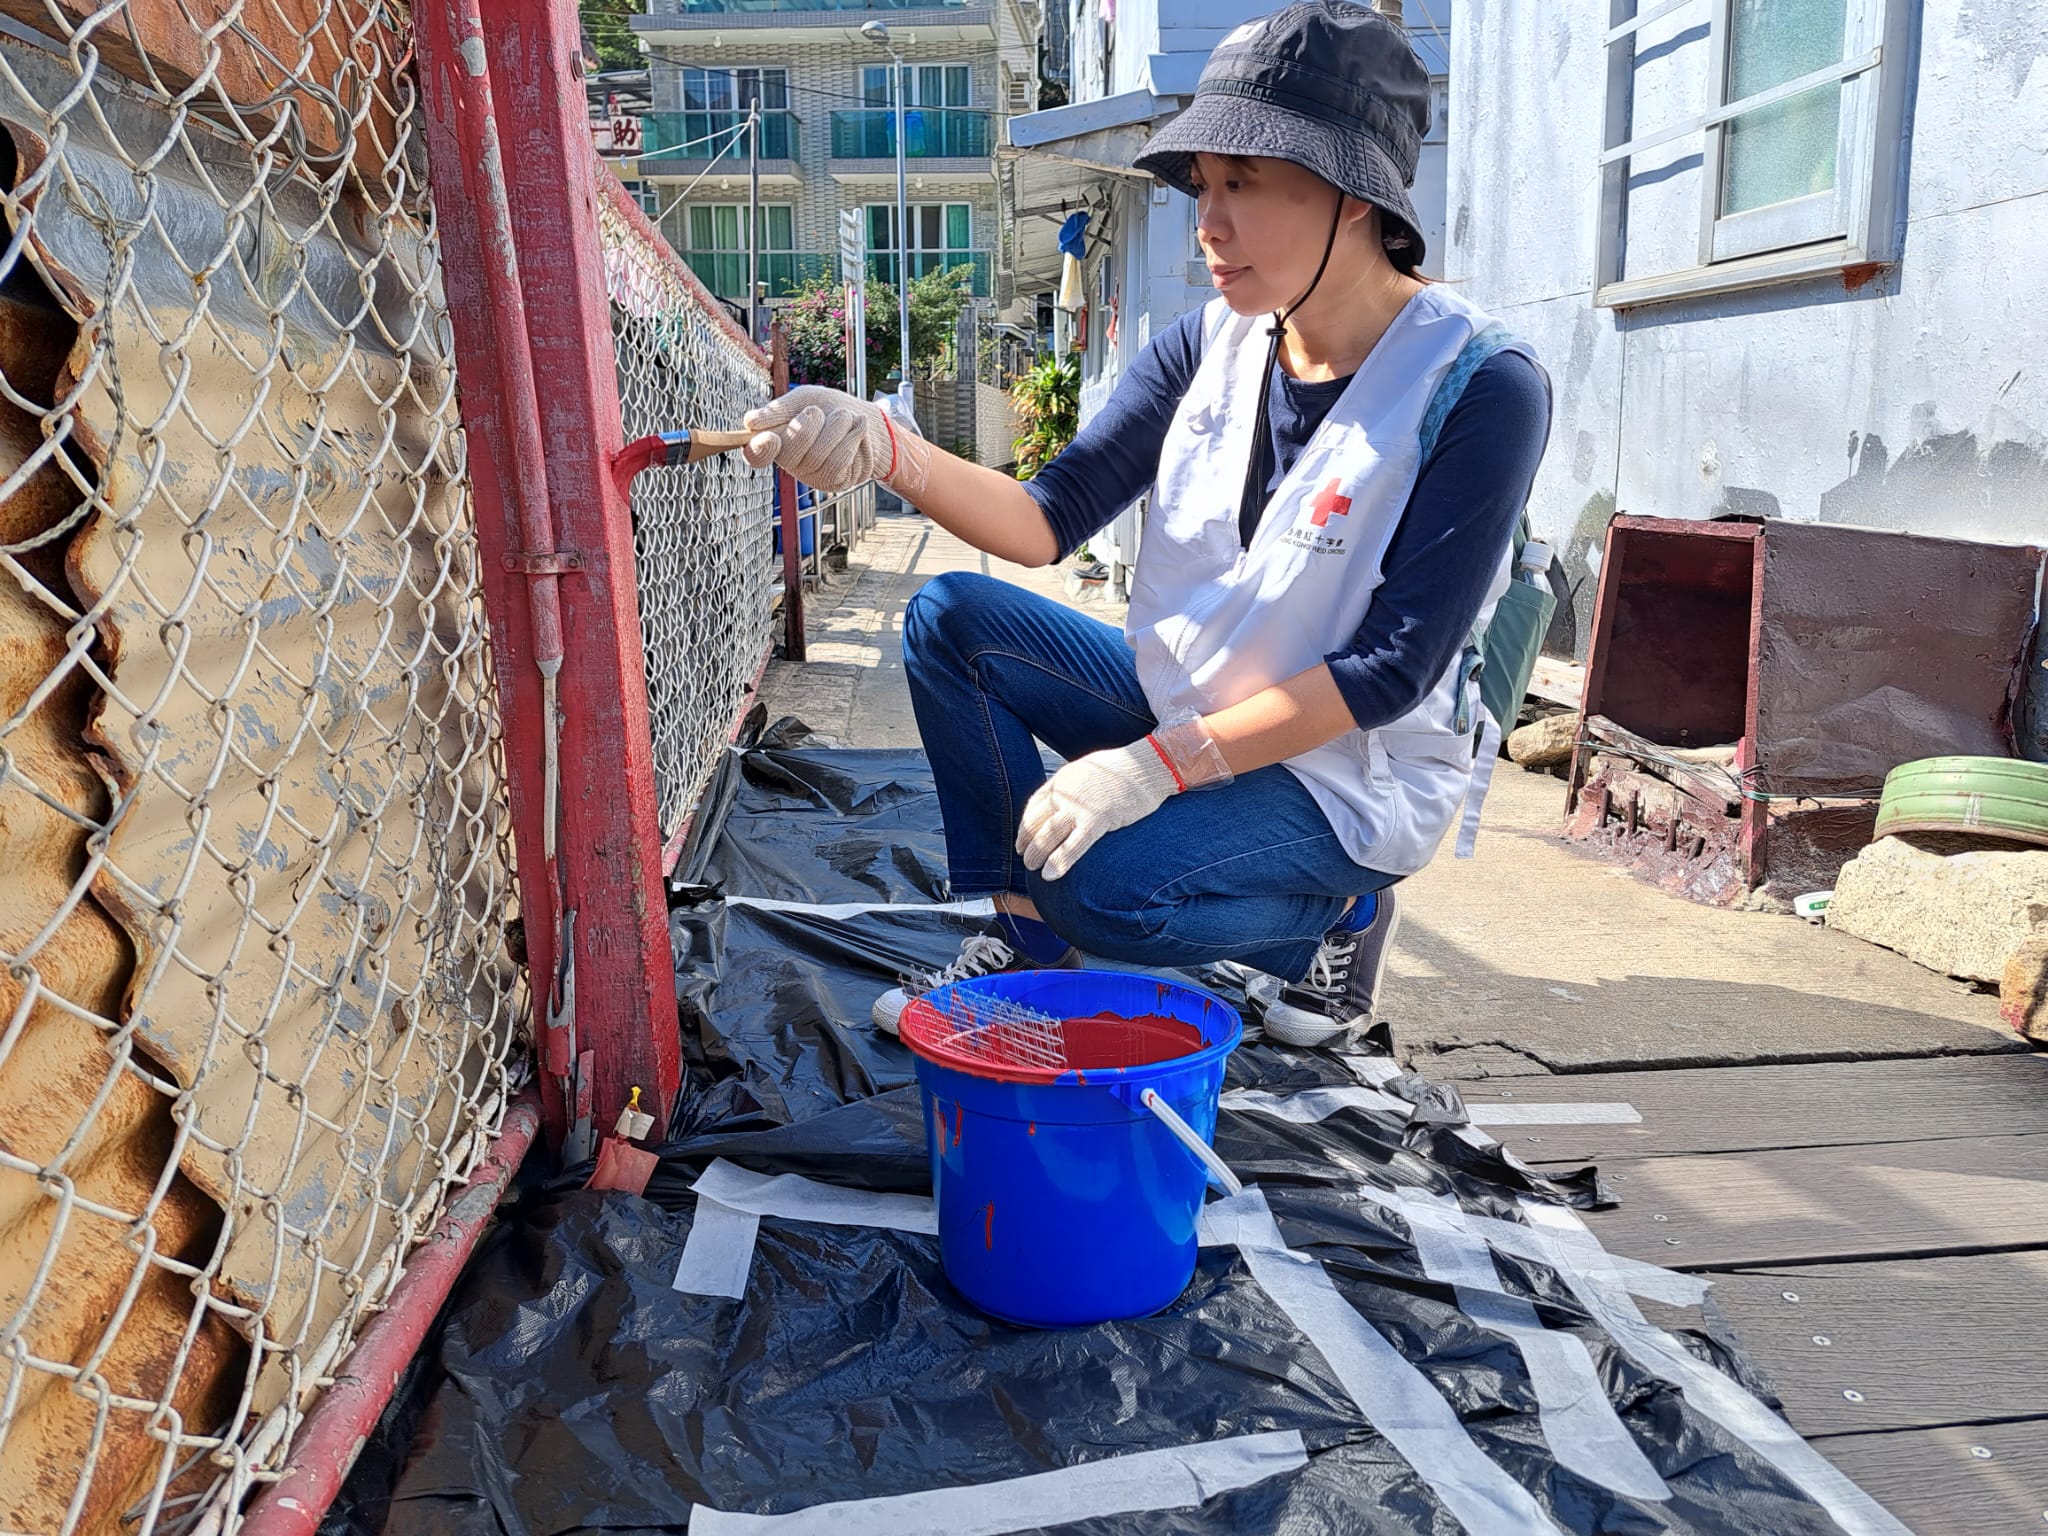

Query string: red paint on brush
[952,1105,963,1148]
[984,1201,995,1250]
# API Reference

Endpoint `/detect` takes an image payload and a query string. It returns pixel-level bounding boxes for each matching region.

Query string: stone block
[2001,932,2048,1043]
[1829,835,2048,984]
[1507,712,1577,767]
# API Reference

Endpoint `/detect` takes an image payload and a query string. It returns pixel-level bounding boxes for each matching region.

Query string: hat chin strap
[1236,194,1347,550]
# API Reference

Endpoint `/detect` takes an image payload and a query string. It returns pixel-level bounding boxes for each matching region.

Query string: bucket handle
[1140,1088,1243,1196]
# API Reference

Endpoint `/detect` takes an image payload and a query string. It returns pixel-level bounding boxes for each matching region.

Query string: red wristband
[1144,734,1187,793]
[879,410,900,485]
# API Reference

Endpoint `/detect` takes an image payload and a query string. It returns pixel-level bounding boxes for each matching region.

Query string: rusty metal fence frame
[0,0,792,1522]
[0,0,529,1526]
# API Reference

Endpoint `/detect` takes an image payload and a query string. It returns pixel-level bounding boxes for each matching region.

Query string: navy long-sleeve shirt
[1022,306,1552,733]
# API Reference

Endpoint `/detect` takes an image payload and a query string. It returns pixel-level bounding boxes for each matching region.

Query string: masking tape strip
[1221,1085,1640,1128]
[723,895,997,920]
[1203,1188,1565,1536]
[1407,1192,1670,1500]
[688,1429,1309,1535]
[673,1195,761,1299]
[1359,1187,1710,1307]
[693,1157,940,1234]
[1518,1200,1911,1536]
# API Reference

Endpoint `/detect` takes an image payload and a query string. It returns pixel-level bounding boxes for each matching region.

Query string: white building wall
[1452,0,2048,657]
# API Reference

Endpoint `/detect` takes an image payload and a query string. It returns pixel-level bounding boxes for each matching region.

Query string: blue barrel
[907,970,1241,1327]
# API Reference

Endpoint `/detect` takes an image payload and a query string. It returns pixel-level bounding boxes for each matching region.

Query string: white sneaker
[872,932,1026,1035]
[1249,889,1402,1048]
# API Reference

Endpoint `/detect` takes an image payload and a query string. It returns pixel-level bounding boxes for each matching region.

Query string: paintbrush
[611,427,755,498]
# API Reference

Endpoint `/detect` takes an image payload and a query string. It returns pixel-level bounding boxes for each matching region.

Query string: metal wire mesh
[0,5,521,1531]
[899,993,1069,1074]
[597,185,775,842]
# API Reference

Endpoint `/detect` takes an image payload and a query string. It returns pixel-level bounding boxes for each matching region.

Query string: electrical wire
[667,74,993,115]
[1405,0,1446,43]
[1578,734,1889,806]
[652,112,754,223]
[638,116,759,154]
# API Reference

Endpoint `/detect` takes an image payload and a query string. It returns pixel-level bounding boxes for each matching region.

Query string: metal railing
[641,108,800,160]
[684,251,835,299]
[830,108,993,158]
[869,250,994,296]
[677,0,980,13]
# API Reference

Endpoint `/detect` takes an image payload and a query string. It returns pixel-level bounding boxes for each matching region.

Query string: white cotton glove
[1017,716,1235,881]
[742,385,932,496]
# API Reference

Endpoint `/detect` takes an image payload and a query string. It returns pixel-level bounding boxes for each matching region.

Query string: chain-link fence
[0,4,522,1531]
[598,183,775,846]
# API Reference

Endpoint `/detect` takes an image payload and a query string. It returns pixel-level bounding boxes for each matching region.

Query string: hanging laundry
[1056,211,1089,312]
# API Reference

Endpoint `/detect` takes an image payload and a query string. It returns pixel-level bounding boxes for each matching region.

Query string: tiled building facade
[630,1,1042,323]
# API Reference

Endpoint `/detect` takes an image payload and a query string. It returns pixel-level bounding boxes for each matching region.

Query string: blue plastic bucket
[903,969,1242,1327]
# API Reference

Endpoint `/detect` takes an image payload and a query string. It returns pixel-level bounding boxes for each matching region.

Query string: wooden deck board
[1809,1420,2048,1535]
[1575,1130,2048,1268]
[1454,1053,2048,1163]
[1701,1254,2048,1434]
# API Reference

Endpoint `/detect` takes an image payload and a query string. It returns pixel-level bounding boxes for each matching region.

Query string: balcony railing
[682,250,833,299]
[829,108,991,159]
[675,0,976,13]
[640,109,798,161]
[867,250,991,297]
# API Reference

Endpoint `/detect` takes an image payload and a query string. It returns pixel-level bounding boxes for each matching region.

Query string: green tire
[1874,755,2048,849]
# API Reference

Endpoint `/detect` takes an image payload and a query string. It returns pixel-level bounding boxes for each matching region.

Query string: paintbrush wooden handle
[683,428,753,463]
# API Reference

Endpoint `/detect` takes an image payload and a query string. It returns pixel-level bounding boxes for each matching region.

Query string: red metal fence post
[474,0,683,1138]
[413,0,565,1134]
[771,325,807,663]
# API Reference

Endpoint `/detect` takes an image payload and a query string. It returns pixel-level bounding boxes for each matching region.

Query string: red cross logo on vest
[1308,478,1353,527]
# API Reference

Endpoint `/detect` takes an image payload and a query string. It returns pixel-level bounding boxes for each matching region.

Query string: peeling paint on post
[475,0,692,1135]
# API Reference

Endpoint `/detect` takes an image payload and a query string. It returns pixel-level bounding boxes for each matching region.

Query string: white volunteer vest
[1126,285,1518,875]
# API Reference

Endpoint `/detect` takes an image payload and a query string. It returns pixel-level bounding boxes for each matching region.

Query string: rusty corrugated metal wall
[0,1,522,1529]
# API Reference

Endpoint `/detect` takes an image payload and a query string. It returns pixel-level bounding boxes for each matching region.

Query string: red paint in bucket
[900,999,1206,1086]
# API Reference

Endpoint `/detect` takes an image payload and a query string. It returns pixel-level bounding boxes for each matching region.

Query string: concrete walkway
[761,512,2013,1077]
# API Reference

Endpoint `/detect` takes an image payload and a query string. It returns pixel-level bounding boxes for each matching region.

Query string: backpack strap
[1423,323,1538,563]
[1418,324,1546,858]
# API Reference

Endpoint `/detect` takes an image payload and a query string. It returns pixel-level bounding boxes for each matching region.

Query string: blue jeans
[902,571,1399,982]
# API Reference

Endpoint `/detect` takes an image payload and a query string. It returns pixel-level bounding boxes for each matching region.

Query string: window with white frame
[1595,0,1914,307]
[617,177,660,218]
[866,202,975,285]
[681,204,797,299]
[861,63,972,108]
[682,66,788,114]
[687,204,795,254]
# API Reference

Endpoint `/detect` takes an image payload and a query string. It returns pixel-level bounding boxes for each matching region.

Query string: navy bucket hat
[1134,0,1432,270]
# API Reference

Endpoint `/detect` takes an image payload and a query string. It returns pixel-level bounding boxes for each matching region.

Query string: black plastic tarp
[335,726,1887,1536]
